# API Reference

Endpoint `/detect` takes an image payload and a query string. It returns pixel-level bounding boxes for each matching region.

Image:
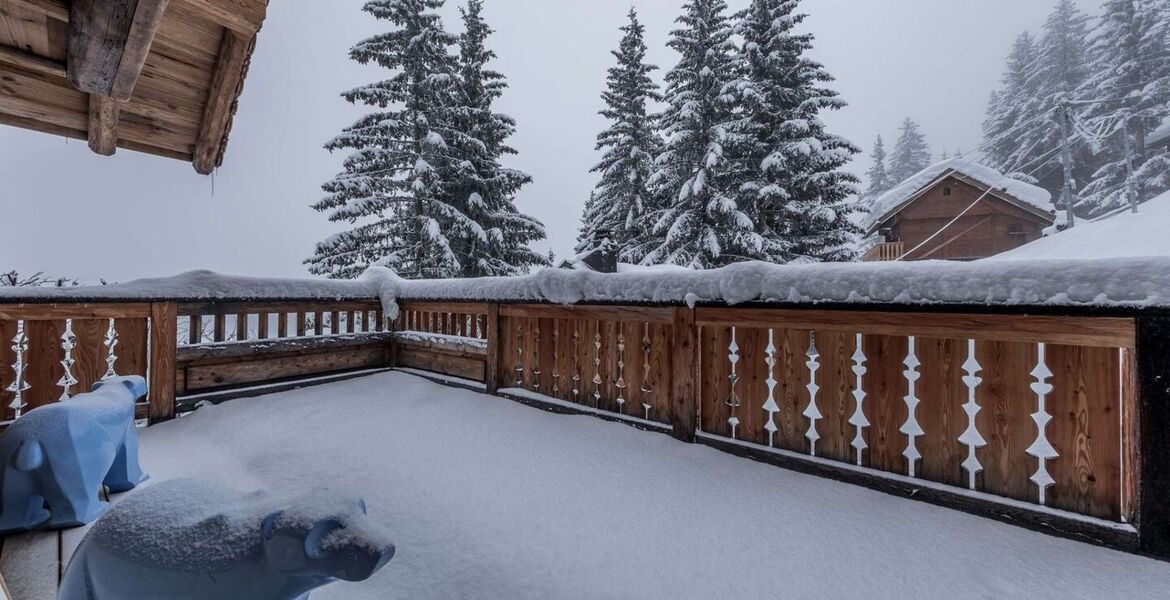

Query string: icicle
[58,320,79,401]
[103,318,120,379]
[960,339,987,490]
[901,337,924,477]
[762,330,779,447]
[6,322,31,418]
[726,327,741,439]
[1028,343,1058,505]
[849,334,869,466]
[640,323,653,420]
[804,332,822,454]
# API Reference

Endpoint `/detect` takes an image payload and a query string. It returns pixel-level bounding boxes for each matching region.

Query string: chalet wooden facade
[864,166,1056,262]
[0,0,268,173]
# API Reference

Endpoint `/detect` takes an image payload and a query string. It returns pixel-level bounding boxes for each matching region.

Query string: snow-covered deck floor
[38,372,1170,598]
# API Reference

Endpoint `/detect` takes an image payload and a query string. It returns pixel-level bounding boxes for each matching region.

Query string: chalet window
[1007,223,1028,237]
[943,187,952,196]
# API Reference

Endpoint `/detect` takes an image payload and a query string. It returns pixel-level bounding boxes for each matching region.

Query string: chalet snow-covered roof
[990,189,1170,261]
[864,158,1055,232]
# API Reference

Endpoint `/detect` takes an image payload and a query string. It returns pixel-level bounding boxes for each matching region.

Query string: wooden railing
[863,241,905,262]
[1,294,1168,557]
[391,299,1165,556]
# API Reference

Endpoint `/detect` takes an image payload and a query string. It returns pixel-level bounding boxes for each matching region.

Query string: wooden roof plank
[172,0,265,38]
[0,43,64,78]
[193,29,249,174]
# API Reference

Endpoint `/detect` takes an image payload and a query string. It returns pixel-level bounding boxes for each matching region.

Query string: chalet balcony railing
[2,272,1169,559]
[864,241,905,262]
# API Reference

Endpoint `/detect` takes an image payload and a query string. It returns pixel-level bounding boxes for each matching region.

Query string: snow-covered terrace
[5,372,1170,599]
[4,260,1170,598]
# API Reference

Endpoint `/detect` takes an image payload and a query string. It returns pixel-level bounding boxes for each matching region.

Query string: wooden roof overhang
[0,0,268,173]
[867,171,1058,236]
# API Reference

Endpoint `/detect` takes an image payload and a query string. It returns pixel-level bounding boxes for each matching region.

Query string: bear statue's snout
[332,541,396,582]
[305,517,396,582]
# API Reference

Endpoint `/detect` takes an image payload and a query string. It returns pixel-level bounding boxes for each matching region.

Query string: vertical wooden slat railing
[391,299,1164,554]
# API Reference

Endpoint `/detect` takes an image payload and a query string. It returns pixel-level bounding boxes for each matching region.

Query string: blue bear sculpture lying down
[0,376,148,534]
[60,480,396,600]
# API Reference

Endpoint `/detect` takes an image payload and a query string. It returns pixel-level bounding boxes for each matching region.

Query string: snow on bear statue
[60,479,397,600]
[0,376,148,534]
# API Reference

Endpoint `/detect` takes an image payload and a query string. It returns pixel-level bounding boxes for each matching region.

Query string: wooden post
[1136,316,1170,557]
[148,302,177,423]
[485,303,501,395]
[670,307,698,443]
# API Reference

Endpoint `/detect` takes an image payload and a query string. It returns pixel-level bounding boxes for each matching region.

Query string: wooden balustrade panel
[814,331,858,464]
[624,322,672,423]
[861,334,909,475]
[699,326,733,439]
[71,319,110,394]
[774,329,813,454]
[114,318,148,379]
[915,337,968,488]
[975,341,1039,504]
[1046,345,1122,521]
[0,319,15,419]
[24,320,65,411]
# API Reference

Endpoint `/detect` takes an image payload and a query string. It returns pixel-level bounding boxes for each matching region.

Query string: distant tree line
[308,0,547,280]
[982,0,1170,218]
[578,0,860,269]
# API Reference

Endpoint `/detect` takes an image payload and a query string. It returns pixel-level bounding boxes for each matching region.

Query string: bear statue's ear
[262,511,282,540]
[304,519,345,560]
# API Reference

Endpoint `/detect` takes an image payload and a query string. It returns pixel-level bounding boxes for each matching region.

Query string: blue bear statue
[60,479,397,600]
[0,376,148,534]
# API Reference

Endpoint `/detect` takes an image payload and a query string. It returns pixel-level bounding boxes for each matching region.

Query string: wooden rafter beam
[7,0,68,21]
[0,45,66,78]
[192,31,250,175]
[68,0,170,102]
[87,94,120,156]
[178,0,265,38]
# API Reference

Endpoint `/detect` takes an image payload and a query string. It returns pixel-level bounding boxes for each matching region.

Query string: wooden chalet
[0,0,268,173]
[864,160,1056,262]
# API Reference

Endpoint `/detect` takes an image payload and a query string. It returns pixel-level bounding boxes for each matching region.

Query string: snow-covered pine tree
[307,0,465,280]
[449,0,547,276]
[725,0,860,263]
[888,117,932,184]
[1078,0,1170,216]
[865,135,894,199]
[577,8,663,261]
[982,31,1045,175]
[640,0,749,268]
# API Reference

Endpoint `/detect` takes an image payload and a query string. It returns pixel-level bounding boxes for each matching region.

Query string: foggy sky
[0,0,1099,283]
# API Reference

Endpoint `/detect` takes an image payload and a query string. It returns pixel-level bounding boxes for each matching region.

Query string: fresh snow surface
[991,189,1170,261]
[10,256,1170,312]
[115,372,1170,599]
[864,157,1054,231]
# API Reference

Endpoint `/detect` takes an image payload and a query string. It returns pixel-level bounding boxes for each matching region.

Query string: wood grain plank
[862,334,909,474]
[814,331,857,463]
[976,341,1039,504]
[23,319,64,410]
[915,337,967,487]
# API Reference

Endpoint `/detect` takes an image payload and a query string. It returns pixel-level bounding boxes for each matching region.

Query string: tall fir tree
[577,8,663,260]
[888,117,932,183]
[450,0,546,276]
[308,0,464,279]
[725,0,860,263]
[640,0,749,268]
[865,135,894,199]
[1078,0,1170,216]
[983,31,1044,175]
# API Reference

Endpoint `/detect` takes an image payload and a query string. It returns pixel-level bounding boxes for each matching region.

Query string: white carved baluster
[531,324,541,391]
[7,322,30,418]
[571,324,581,400]
[58,320,79,401]
[592,331,603,404]
[103,319,120,379]
[726,327,742,439]
[552,321,561,396]
[1028,343,1058,505]
[762,330,779,447]
[615,325,627,412]
[901,336,924,477]
[804,333,822,455]
[960,339,987,490]
[849,334,869,465]
[640,323,653,420]
[514,326,524,387]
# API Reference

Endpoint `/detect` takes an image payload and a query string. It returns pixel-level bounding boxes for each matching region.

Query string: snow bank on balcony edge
[6,259,1170,316]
